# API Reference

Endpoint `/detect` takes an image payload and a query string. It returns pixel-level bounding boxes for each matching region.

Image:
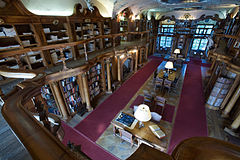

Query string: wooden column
[117,56,121,82]
[145,44,149,60]
[230,113,240,130]
[222,83,240,117]
[221,75,240,110]
[210,58,216,73]
[152,38,156,54]
[100,61,107,92]
[82,73,92,111]
[204,61,219,94]
[139,48,143,64]
[185,37,191,58]
[50,82,68,119]
[135,49,139,72]
[77,75,86,103]
[106,59,112,93]
[65,18,78,60]
[171,37,176,55]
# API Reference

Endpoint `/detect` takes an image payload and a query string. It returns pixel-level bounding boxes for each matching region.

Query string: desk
[111,112,169,152]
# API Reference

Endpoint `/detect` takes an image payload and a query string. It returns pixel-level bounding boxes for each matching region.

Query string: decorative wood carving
[0,0,34,16]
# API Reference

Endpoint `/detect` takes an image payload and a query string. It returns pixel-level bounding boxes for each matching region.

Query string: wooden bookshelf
[59,76,87,116]
[87,63,103,101]
[41,85,61,116]
[0,25,21,54]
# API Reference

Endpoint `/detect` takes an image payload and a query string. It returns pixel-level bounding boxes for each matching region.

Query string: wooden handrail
[1,77,79,160]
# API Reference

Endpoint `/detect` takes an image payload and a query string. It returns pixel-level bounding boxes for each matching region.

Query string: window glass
[192,39,200,50]
[199,39,208,51]
[166,37,172,47]
[206,29,212,34]
[160,36,166,47]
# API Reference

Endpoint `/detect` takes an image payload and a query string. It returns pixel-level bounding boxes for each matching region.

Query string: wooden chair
[155,77,164,91]
[143,92,153,107]
[119,129,135,147]
[174,59,183,68]
[151,112,162,123]
[164,79,172,93]
[155,96,166,114]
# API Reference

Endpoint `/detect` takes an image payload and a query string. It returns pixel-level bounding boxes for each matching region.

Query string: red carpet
[168,60,208,153]
[62,122,119,160]
[75,59,163,141]
[130,95,175,123]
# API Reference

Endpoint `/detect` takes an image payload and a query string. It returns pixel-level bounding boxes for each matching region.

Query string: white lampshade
[134,104,151,122]
[174,49,180,54]
[165,61,174,69]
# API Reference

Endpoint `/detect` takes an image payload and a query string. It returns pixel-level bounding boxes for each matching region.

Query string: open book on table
[149,125,166,139]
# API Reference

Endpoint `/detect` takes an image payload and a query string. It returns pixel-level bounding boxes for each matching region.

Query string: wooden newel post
[106,59,112,93]
[222,83,240,117]
[230,113,240,130]
[50,82,69,120]
[82,73,92,111]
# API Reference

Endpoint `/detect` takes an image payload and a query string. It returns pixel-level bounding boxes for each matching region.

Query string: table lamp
[174,49,180,59]
[134,104,151,128]
[165,61,173,74]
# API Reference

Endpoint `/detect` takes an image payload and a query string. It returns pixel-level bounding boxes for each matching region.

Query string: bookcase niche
[43,23,69,45]
[41,85,61,116]
[59,76,87,116]
[103,20,112,48]
[87,63,103,101]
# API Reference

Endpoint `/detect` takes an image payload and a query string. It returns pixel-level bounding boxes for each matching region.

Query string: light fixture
[120,54,125,59]
[165,61,174,74]
[0,70,36,79]
[174,49,180,59]
[134,104,151,128]
[174,49,180,54]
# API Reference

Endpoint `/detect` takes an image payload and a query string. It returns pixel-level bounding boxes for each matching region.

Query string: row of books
[41,86,51,94]
[89,64,101,72]
[89,75,100,82]
[89,81,100,91]
[62,83,79,93]
[48,107,61,115]
[61,76,77,86]
[66,96,81,106]
[64,89,79,99]
[41,85,60,116]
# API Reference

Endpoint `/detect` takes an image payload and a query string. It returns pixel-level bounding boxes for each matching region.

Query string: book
[149,125,166,139]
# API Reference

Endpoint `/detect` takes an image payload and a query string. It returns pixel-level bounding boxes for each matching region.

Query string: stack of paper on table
[149,125,166,139]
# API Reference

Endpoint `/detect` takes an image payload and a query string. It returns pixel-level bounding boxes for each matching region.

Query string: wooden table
[157,69,176,81]
[111,112,169,152]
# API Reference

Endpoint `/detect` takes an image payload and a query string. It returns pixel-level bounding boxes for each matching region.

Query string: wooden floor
[0,105,32,159]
